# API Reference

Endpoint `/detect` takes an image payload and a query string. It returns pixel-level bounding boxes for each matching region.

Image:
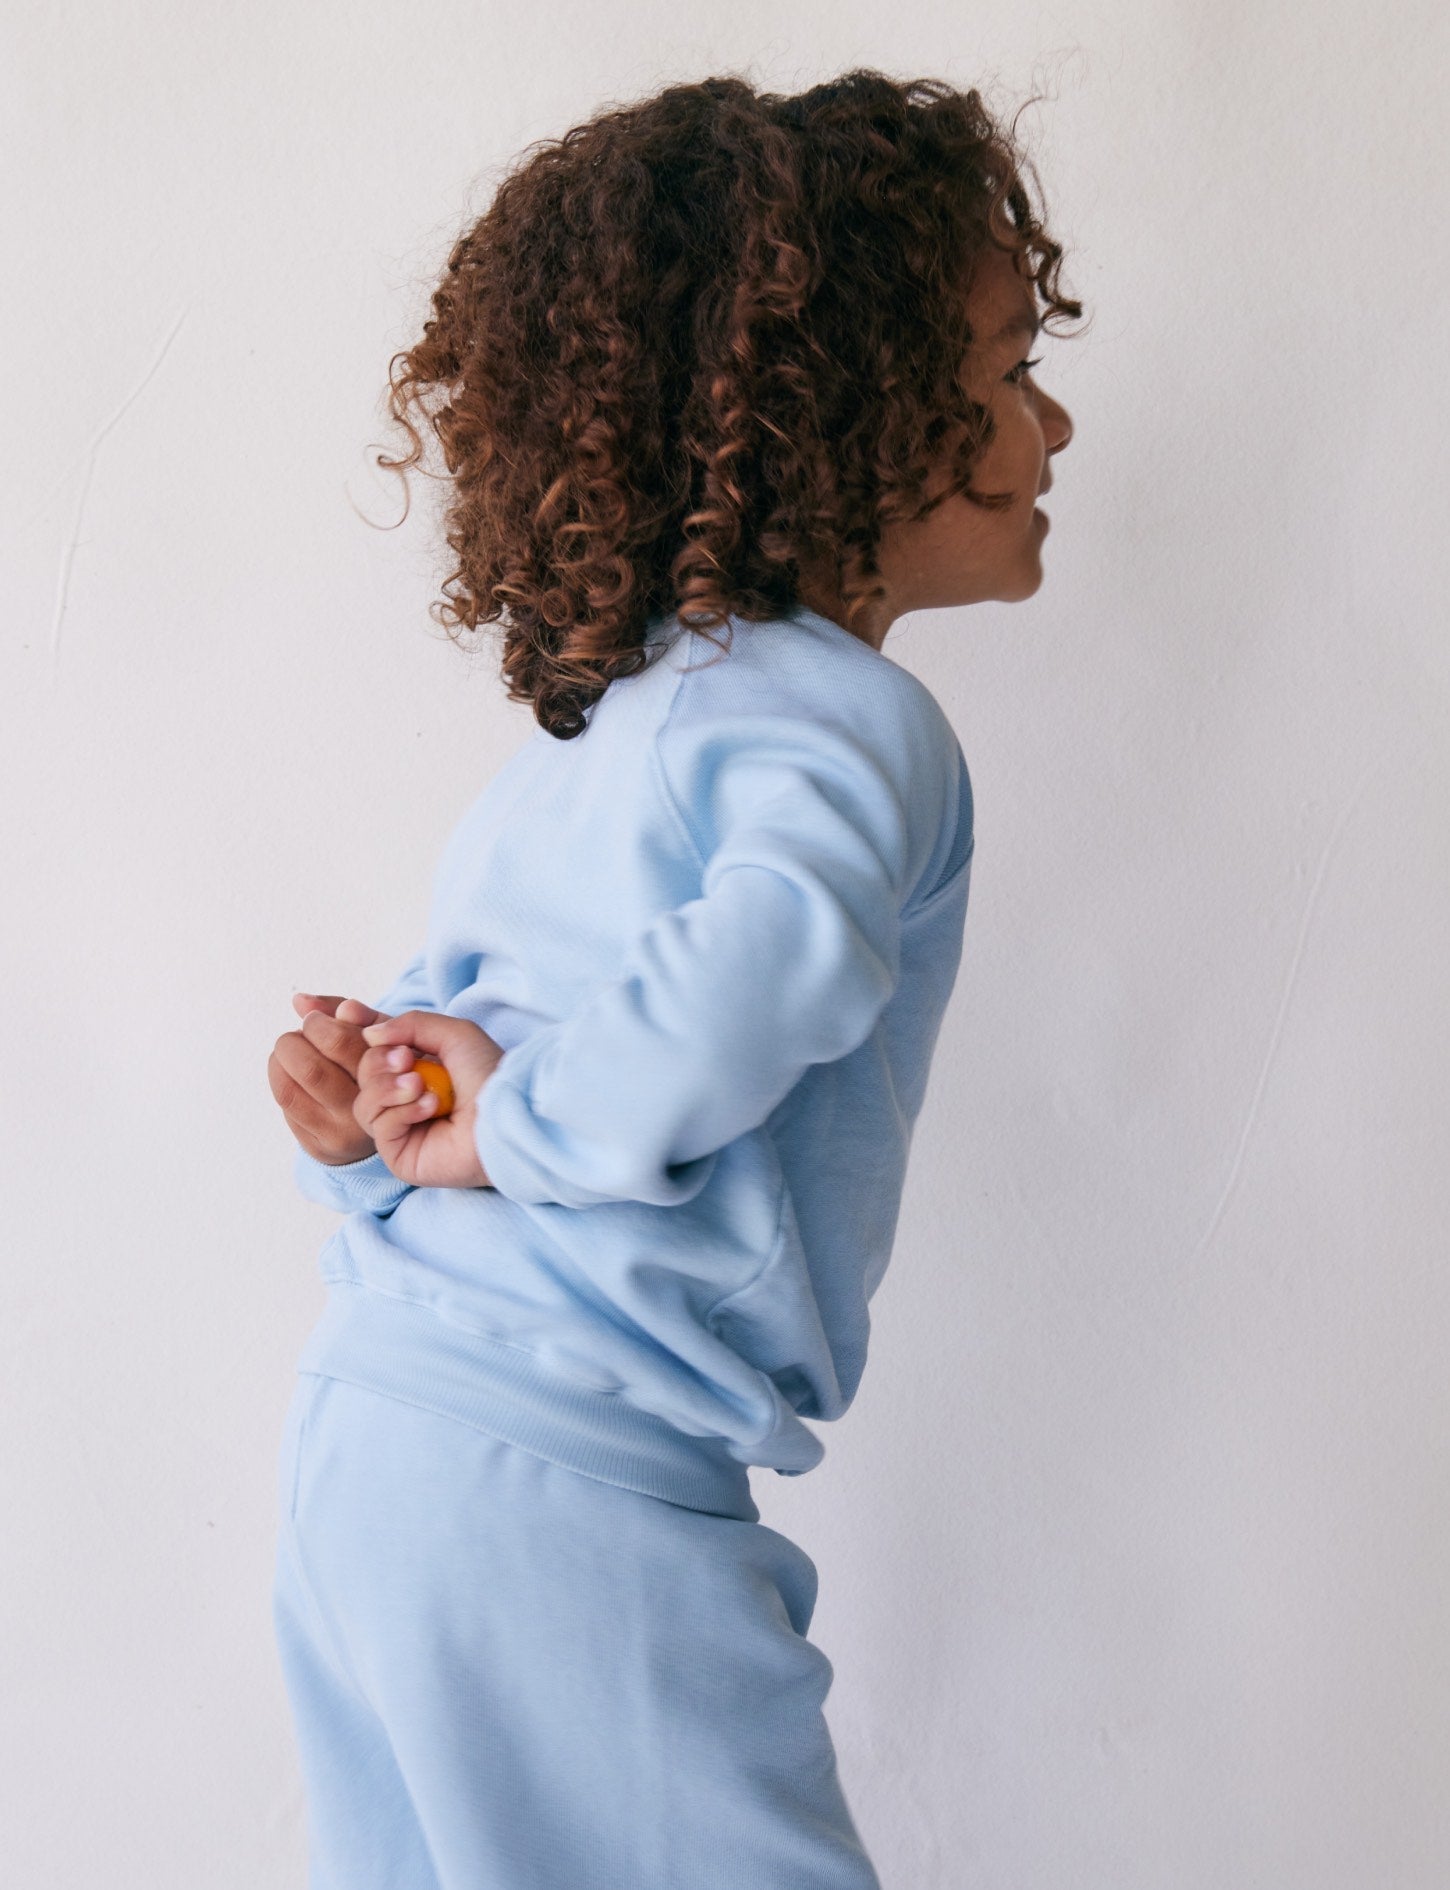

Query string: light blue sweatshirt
[291,603,973,1505]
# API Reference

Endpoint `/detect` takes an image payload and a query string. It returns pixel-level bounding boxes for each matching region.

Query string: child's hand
[269,993,393,1167]
[356,1011,506,1190]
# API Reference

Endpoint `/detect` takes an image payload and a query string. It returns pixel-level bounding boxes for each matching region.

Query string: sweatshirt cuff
[472,1030,719,1210]
[472,1035,569,1206]
[293,1144,414,1216]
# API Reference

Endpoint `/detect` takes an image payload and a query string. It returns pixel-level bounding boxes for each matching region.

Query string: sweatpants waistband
[294,1281,760,1521]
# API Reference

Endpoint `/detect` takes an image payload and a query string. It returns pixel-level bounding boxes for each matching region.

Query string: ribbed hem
[294,1281,760,1522]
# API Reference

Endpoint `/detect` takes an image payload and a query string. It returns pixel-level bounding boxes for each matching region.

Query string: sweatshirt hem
[293,1280,761,1521]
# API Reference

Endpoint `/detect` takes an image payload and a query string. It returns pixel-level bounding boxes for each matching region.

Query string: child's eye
[1006,356,1043,386]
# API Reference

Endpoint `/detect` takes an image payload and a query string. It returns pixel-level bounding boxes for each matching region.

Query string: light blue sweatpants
[271,1371,883,1889]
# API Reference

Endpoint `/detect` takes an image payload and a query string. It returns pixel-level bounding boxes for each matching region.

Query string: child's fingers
[272,1030,359,1114]
[291,993,387,1031]
[293,993,345,1018]
[355,1071,440,1137]
[335,997,386,1025]
[358,1043,417,1085]
[269,1041,373,1161]
[300,1007,381,1080]
[381,1066,431,1105]
[360,1010,454,1054]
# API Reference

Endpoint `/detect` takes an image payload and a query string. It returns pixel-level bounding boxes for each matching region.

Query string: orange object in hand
[414,1055,455,1117]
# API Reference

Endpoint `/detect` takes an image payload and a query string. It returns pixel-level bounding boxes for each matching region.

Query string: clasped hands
[268,994,505,1190]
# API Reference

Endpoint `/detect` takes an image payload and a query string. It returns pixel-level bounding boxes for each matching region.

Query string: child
[268,68,1077,1890]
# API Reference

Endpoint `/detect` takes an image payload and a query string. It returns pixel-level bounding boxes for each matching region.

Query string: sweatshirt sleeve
[471,701,935,1210]
[292,947,434,1218]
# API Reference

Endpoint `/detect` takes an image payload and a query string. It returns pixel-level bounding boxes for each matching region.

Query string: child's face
[813,243,1073,647]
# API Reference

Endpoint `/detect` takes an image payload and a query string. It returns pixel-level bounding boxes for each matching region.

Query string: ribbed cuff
[471,1035,561,1205]
[293,1145,413,1216]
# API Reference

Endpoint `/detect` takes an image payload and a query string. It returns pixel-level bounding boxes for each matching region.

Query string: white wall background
[5,3,1447,1885]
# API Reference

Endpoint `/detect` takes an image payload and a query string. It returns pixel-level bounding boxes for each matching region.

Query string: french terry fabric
[290,602,975,1502]
[273,1372,884,1890]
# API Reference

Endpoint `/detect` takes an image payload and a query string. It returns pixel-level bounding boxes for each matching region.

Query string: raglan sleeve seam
[650,660,709,871]
[471,658,910,1210]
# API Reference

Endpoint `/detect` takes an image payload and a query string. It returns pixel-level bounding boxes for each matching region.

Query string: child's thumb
[361,1009,448,1050]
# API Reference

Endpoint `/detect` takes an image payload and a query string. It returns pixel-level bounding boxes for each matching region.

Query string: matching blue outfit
[272,604,974,1886]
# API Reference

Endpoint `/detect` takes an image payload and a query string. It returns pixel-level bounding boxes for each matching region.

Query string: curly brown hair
[374,68,1085,739]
